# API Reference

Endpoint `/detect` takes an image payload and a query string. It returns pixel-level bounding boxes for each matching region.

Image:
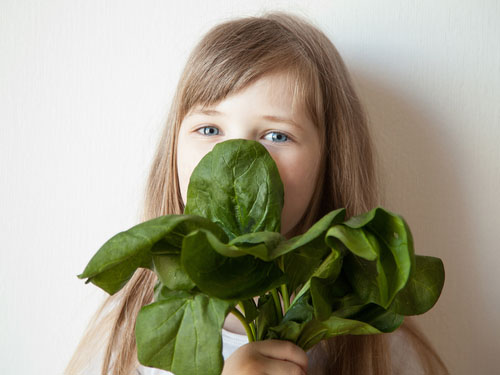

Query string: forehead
[189,71,311,125]
[246,71,304,113]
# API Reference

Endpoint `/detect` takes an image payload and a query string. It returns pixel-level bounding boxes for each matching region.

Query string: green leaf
[77,214,224,295]
[270,288,387,350]
[148,214,228,255]
[240,298,259,323]
[326,225,377,261]
[181,229,286,300]
[228,231,285,261]
[299,315,383,351]
[328,291,404,333]
[293,248,344,320]
[255,294,281,340]
[268,314,382,352]
[327,207,415,309]
[389,255,445,315]
[310,277,336,321]
[184,139,284,239]
[280,209,346,293]
[281,291,314,325]
[153,254,195,291]
[135,288,233,375]
[347,304,404,333]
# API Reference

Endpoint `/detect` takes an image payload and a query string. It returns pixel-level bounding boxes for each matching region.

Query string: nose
[224,126,257,142]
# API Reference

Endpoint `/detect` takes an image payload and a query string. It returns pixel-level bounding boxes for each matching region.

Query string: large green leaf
[280,209,346,293]
[389,255,445,315]
[77,214,224,295]
[135,288,233,375]
[148,215,228,254]
[184,139,284,239]
[327,207,414,309]
[181,229,286,300]
[291,247,344,320]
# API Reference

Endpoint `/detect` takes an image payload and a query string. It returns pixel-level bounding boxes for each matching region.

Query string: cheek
[176,137,205,205]
[273,150,321,233]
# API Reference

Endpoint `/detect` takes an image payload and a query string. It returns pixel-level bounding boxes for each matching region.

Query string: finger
[251,340,308,373]
[259,355,307,375]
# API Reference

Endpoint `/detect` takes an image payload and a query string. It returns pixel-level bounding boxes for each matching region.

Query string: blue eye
[264,132,289,143]
[197,126,219,136]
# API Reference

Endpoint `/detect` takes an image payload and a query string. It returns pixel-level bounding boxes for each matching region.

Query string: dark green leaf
[184,139,284,239]
[228,231,285,261]
[148,215,228,254]
[240,298,259,323]
[181,229,286,300]
[296,248,344,321]
[153,254,195,291]
[327,207,414,309]
[255,294,280,340]
[281,209,346,292]
[268,314,382,352]
[77,214,224,295]
[348,304,404,333]
[281,291,314,325]
[135,289,233,375]
[389,255,445,315]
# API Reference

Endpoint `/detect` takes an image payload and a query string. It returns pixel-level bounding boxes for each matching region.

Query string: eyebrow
[190,108,302,129]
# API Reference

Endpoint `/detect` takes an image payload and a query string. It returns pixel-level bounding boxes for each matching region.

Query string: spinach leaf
[181,229,286,300]
[280,208,346,293]
[268,290,383,351]
[326,208,414,309]
[77,214,225,294]
[135,286,233,375]
[184,139,284,239]
[388,255,445,315]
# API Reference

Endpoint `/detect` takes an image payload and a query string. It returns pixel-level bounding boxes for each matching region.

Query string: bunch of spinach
[78,139,445,375]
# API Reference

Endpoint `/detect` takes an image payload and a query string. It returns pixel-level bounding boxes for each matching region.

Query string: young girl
[66,11,448,375]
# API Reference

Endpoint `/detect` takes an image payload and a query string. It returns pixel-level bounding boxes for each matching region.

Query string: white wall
[1,1,498,374]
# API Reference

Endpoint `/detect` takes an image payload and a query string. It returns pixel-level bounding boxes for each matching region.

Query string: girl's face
[176,72,322,238]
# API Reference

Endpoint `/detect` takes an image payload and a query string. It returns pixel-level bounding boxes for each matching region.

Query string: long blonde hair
[65,10,447,374]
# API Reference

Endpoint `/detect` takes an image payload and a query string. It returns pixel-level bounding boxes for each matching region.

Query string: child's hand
[221,339,308,375]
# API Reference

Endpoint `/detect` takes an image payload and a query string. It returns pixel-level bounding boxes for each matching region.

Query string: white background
[1,1,499,374]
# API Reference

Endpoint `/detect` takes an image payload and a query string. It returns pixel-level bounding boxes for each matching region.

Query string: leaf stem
[230,307,255,342]
[277,255,290,312]
[249,321,257,339]
[271,289,283,321]
[280,284,290,312]
[238,301,257,339]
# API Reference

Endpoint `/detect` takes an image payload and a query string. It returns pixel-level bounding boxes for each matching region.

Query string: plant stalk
[270,289,283,321]
[238,301,257,340]
[277,255,290,312]
[280,284,290,312]
[230,307,255,342]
